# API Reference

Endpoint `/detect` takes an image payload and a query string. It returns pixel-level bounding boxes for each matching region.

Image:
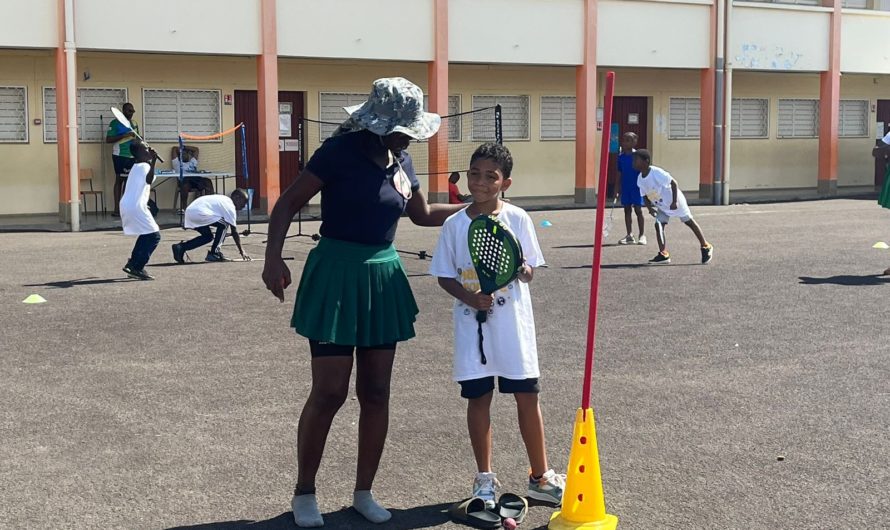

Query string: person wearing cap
[262,77,464,527]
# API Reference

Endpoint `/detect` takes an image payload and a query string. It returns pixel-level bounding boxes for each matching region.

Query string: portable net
[177,123,250,199]
[294,105,503,179]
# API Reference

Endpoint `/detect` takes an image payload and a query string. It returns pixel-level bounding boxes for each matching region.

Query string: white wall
[598,0,711,69]
[731,5,830,72]
[841,12,890,74]
[75,0,261,55]
[278,0,434,61]
[0,0,56,49]
[449,0,584,65]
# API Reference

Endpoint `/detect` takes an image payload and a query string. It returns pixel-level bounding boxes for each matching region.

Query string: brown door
[234,90,305,207]
[608,97,649,195]
[875,100,890,188]
[612,96,649,149]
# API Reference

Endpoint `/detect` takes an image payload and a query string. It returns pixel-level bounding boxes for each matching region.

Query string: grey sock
[291,493,324,528]
[352,490,391,524]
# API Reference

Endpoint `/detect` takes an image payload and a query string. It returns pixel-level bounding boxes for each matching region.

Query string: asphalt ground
[1,199,888,530]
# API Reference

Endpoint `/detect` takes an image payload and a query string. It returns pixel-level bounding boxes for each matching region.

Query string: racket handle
[476,320,487,365]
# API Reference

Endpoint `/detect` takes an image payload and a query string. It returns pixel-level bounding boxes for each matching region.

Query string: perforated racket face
[111,107,132,130]
[468,215,523,294]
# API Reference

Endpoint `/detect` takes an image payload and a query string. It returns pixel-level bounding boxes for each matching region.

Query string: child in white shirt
[634,149,713,265]
[429,143,565,509]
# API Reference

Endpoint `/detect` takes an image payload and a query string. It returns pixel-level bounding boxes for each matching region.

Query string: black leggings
[308,340,396,357]
[181,222,228,254]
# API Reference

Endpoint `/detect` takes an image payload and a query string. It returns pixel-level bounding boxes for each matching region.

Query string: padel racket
[468,214,524,365]
[111,107,165,162]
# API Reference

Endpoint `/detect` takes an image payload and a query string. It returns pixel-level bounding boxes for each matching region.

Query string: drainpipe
[721,0,734,205]
[713,0,726,205]
[65,0,79,231]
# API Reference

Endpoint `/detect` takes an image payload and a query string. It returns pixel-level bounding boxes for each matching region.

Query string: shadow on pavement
[165,503,454,530]
[798,274,890,286]
[22,277,134,288]
[562,263,700,270]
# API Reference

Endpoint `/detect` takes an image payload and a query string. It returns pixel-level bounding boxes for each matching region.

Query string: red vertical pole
[581,71,615,413]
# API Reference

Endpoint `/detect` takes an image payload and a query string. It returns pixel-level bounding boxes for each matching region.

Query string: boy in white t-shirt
[172,190,250,263]
[429,143,565,508]
[120,141,161,281]
[634,149,713,265]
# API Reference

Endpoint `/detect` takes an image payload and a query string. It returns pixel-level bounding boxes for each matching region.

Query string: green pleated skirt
[292,237,419,347]
[879,165,890,209]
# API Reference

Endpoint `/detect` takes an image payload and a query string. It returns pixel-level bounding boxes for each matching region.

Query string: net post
[239,124,251,234]
[494,105,503,145]
[178,135,185,226]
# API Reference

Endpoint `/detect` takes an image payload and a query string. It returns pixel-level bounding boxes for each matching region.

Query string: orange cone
[548,408,618,530]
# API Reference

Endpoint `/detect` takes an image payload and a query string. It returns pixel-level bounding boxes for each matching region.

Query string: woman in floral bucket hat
[263,77,465,527]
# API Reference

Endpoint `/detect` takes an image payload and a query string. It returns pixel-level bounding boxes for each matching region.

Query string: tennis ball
[503,517,518,530]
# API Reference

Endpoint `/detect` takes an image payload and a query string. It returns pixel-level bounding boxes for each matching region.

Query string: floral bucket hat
[336,77,441,140]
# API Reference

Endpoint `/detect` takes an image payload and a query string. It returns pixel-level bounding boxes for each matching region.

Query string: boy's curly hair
[470,142,513,178]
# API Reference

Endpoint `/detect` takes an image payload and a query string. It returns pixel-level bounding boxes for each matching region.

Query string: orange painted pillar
[575,0,597,205]
[699,0,717,202]
[257,0,280,213]
[427,0,449,204]
[55,0,71,221]
[818,0,841,197]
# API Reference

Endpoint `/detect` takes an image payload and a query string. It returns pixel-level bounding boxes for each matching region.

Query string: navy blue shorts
[459,377,540,399]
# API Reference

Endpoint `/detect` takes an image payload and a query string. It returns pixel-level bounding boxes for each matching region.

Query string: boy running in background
[430,143,565,508]
[616,132,646,245]
[633,149,713,265]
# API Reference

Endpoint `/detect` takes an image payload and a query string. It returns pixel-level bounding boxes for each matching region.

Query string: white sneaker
[618,234,636,245]
[528,469,566,506]
[472,471,500,509]
[637,235,648,245]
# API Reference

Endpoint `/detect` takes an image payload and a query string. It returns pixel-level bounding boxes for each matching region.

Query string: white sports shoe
[637,235,648,245]
[618,234,636,245]
[528,469,566,506]
[472,471,500,509]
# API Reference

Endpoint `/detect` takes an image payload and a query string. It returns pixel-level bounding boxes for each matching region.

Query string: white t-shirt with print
[637,165,691,218]
[119,162,159,236]
[184,195,237,229]
[429,203,545,382]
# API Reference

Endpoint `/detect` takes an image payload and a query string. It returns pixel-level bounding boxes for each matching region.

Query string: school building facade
[0,0,888,229]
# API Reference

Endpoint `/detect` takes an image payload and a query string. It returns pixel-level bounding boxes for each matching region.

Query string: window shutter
[0,87,27,143]
[669,97,701,139]
[778,99,819,138]
[731,98,769,138]
[839,100,868,137]
[472,95,530,141]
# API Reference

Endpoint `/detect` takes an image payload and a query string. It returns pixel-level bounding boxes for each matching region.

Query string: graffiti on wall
[736,44,804,70]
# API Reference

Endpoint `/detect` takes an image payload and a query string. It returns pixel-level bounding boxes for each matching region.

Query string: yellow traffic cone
[549,408,618,530]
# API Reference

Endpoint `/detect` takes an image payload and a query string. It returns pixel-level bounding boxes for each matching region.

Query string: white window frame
[540,95,576,141]
[777,98,820,139]
[839,99,869,138]
[142,88,222,142]
[668,97,701,140]
[318,92,366,141]
[730,98,770,139]
[43,86,129,143]
[0,86,28,144]
[472,95,531,142]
